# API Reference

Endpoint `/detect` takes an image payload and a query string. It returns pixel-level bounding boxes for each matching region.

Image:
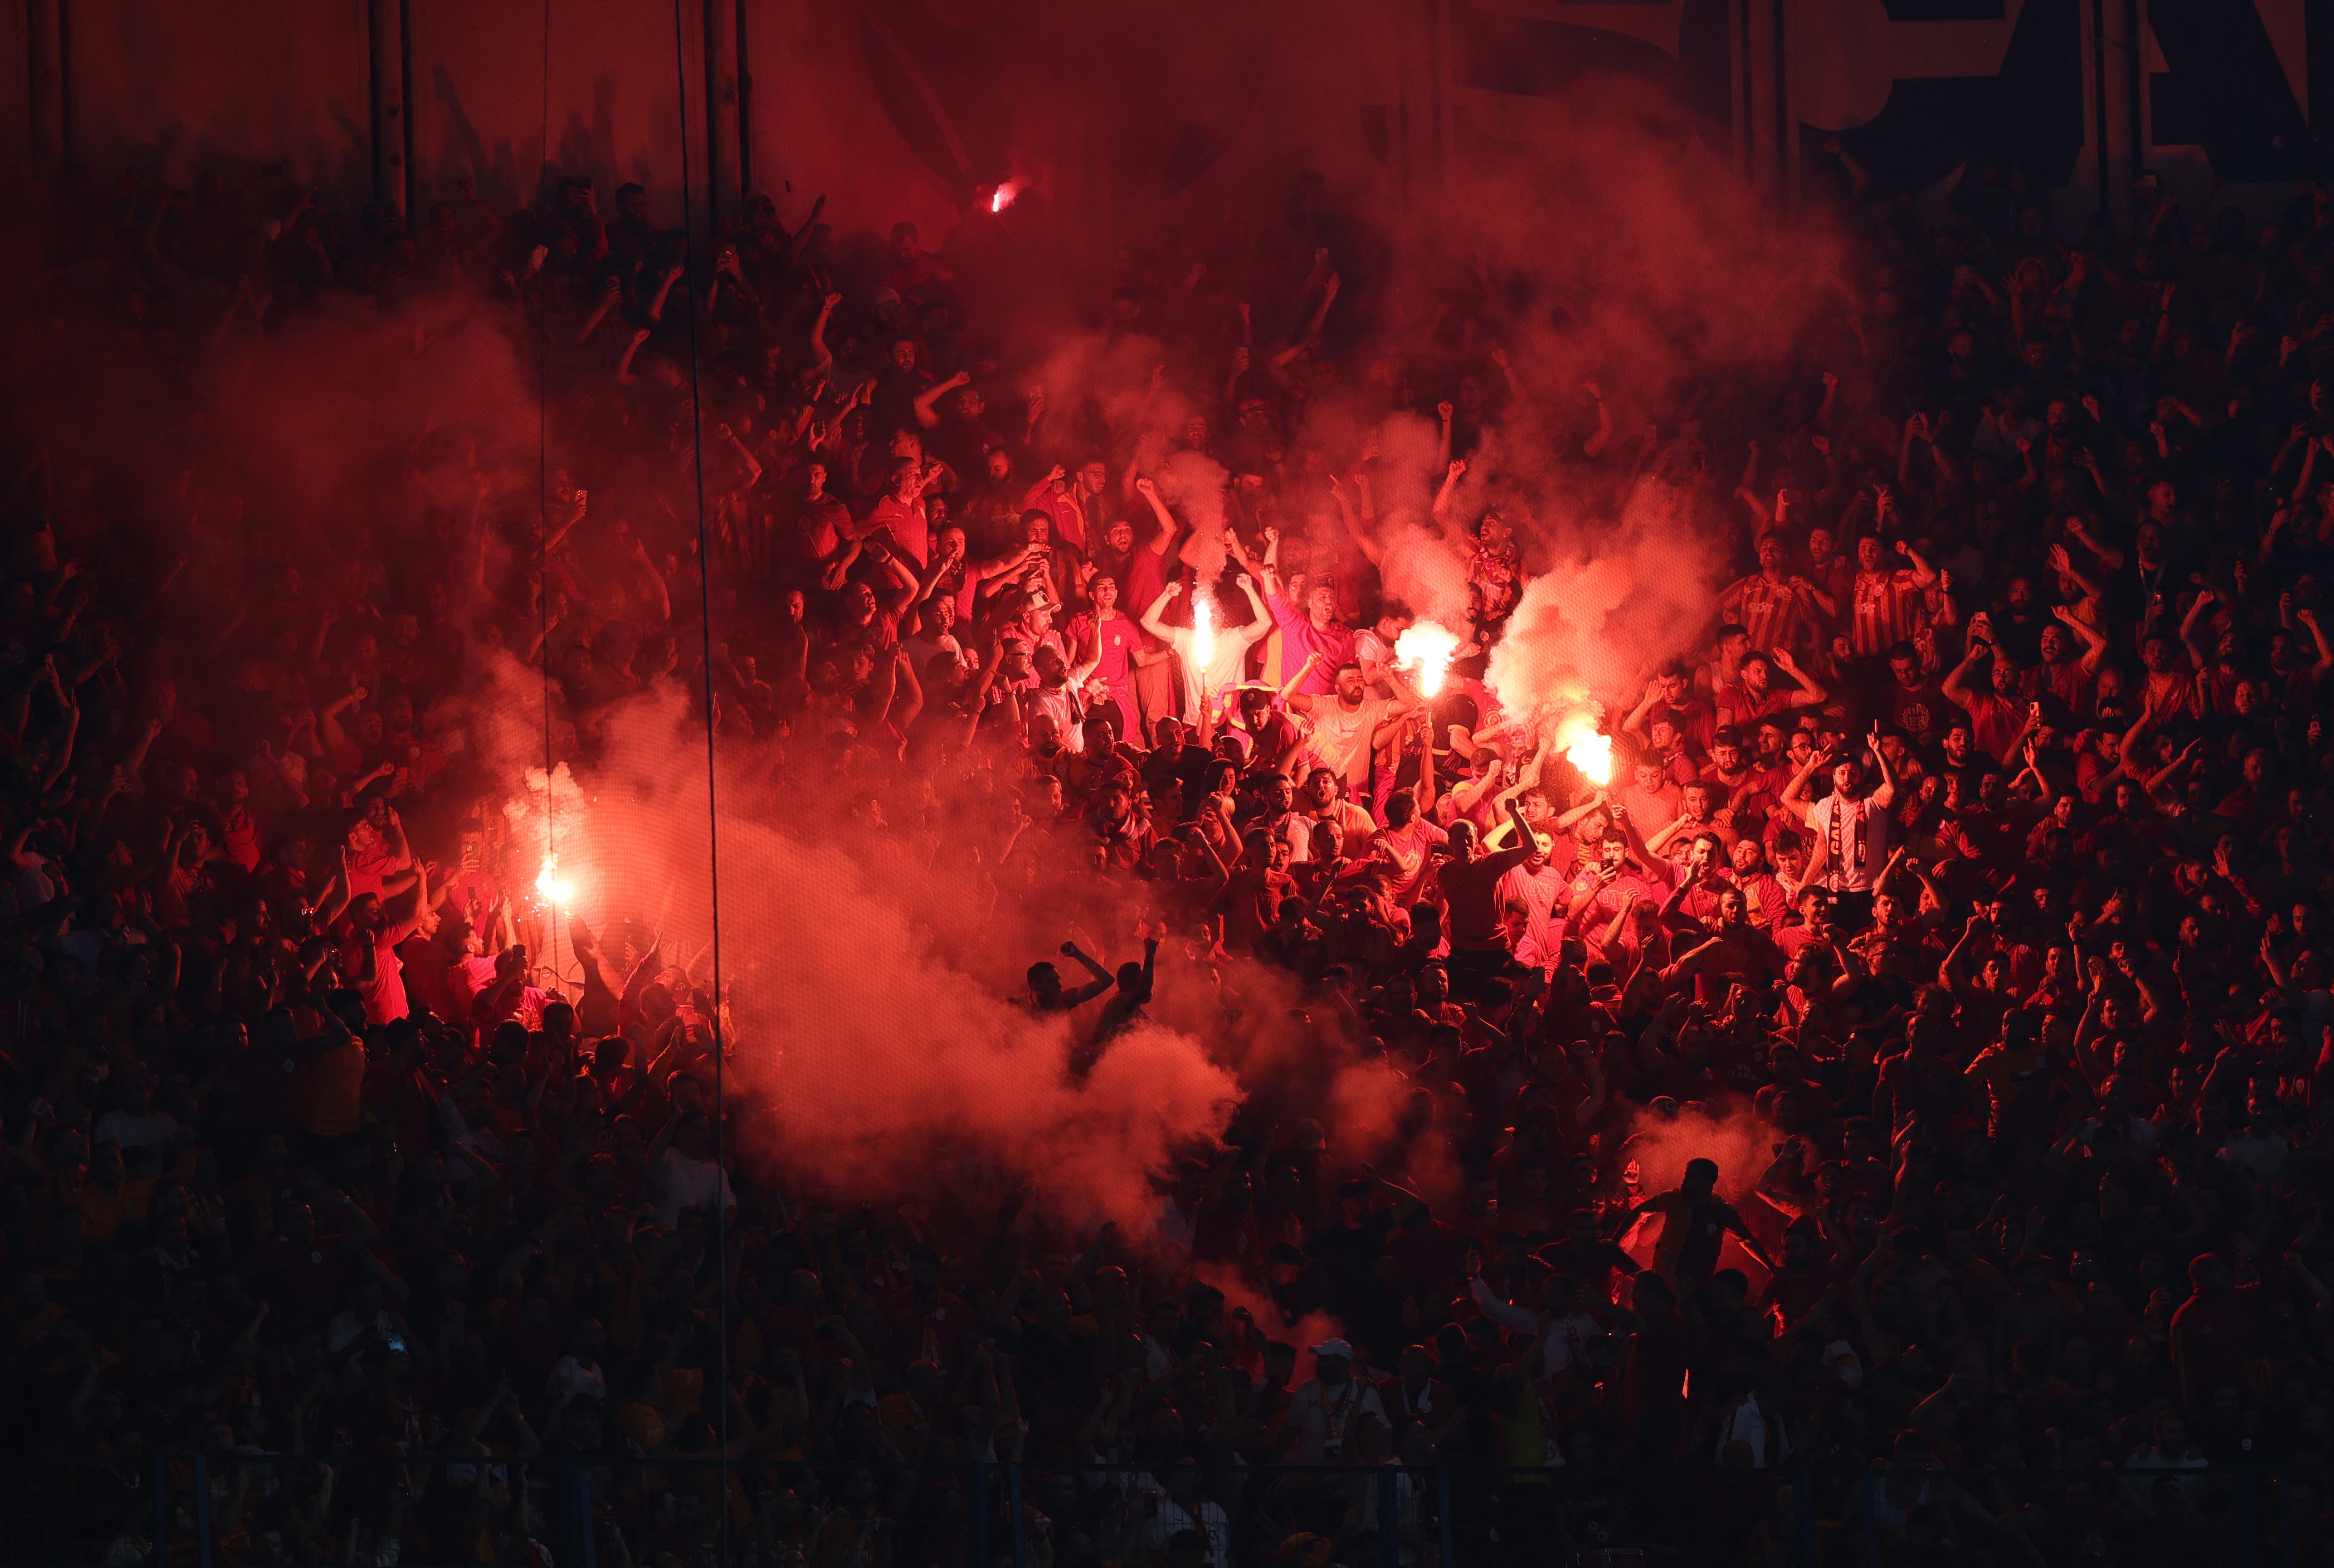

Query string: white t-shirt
[1806,791,1892,893]
[1029,682,1089,752]
[545,1353,609,1421]
[1167,626,1257,716]
[1288,1376,1387,1463]
[16,855,60,909]
[1301,696,1392,791]
[2220,1130,2291,1183]
[1714,1391,1791,1468]
[94,1110,179,1152]
[1137,1489,1231,1568]
[655,1147,738,1227]
[1271,810,1320,864]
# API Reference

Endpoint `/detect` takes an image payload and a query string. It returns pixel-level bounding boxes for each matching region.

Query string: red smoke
[1612,1103,1781,1298]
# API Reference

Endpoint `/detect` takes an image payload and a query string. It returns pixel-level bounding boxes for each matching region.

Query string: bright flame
[535,856,575,907]
[991,183,1017,214]
[1191,589,1216,672]
[1552,709,1613,786]
[1394,621,1461,697]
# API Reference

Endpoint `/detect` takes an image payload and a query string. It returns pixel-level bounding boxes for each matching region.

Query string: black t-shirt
[1888,675,1948,746]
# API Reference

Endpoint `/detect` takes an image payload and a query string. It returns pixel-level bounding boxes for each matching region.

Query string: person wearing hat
[1224,683,1304,772]
[1285,1337,1384,1464]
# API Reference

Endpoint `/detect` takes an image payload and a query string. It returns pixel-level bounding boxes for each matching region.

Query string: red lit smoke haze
[0,60,1850,1234]
[1614,1103,1785,1297]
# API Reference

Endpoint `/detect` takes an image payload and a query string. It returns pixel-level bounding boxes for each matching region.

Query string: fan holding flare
[1393,620,1461,698]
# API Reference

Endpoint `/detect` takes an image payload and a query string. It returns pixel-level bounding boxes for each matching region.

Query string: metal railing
[0,1455,2320,1567]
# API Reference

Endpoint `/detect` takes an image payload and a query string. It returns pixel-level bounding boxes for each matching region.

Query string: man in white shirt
[1286,1339,1387,1463]
[94,1074,178,1153]
[1028,644,1101,754]
[1289,662,1419,796]
[1781,726,1898,926]
[1713,1383,1791,1468]
[1469,1270,1606,1380]
[652,1112,737,1227]
[1139,575,1273,718]
[1135,1463,1233,1568]
[543,1319,610,1426]
[1297,768,1381,861]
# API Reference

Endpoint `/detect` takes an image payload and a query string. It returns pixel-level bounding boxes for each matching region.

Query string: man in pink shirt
[1265,578,1356,698]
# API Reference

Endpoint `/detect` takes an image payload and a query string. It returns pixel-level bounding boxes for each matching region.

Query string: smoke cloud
[1484,468,1726,716]
[0,40,1851,1248]
[1614,1102,1783,1293]
[1156,448,1233,579]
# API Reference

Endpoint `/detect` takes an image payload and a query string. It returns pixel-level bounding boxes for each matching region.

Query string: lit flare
[535,856,575,907]
[1553,710,1612,786]
[1394,621,1461,697]
[1191,589,1216,671]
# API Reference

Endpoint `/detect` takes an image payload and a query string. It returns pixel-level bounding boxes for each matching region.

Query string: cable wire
[668,0,732,1536]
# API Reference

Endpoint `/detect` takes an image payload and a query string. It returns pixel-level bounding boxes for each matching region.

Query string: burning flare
[1394,621,1462,697]
[1191,589,1217,671]
[990,183,1018,214]
[1552,709,1613,786]
[535,855,575,908]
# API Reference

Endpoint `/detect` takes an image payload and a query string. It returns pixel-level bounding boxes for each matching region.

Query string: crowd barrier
[0,1454,2321,1567]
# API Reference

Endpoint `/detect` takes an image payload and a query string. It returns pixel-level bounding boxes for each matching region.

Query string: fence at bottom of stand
[0,1456,2325,1568]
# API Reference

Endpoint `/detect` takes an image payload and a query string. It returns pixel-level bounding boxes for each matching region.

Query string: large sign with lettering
[1433,0,2334,204]
[843,0,2334,220]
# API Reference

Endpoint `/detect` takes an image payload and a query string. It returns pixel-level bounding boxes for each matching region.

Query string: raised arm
[2301,606,2334,679]
[808,291,841,371]
[1277,652,1323,706]
[2178,587,2218,672]
[1329,475,1382,567]
[2049,599,2108,673]
[1779,752,1826,828]
[1771,646,1827,709]
[2063,512,2123,572]
[1373,667,1423,741]
[1581,377,1613,458]
[1940,638,1989,711]
[1233,572,1274,645]
[1133,476,1180,558]
[877,550,921,621]
[1138,578,1185,644]
[1619,677,1665,747]
[1430,460,1467,535]
[1055,941,1116,1005]
[1897,538,1938,589]
[1864,723,1896,808]
[909,369,969,430]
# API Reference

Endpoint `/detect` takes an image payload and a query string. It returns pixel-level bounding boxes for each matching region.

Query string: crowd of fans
[12,139,2334,1568]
